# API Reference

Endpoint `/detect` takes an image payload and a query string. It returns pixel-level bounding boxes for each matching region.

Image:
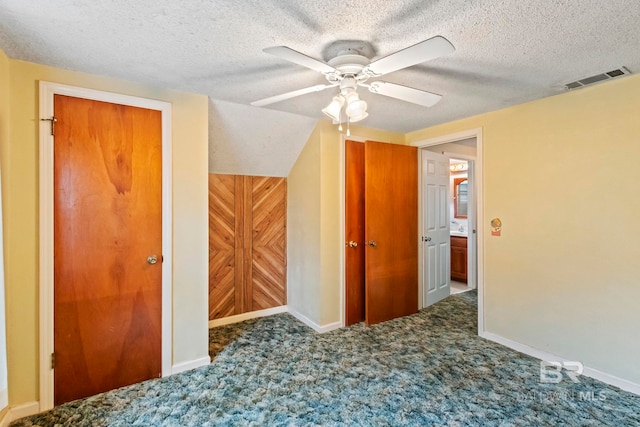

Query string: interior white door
[422,150,450,307]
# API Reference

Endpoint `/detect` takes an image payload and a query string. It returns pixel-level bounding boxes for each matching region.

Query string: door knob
[366,241,377,247]
[346,241,358,248]
[147,255,158,265]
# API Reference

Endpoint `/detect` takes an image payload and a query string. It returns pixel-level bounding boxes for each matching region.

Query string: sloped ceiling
[1,1,639,175]
[209,99,317,177]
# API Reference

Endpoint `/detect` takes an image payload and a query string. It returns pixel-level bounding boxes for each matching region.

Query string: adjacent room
[0,1,639,425]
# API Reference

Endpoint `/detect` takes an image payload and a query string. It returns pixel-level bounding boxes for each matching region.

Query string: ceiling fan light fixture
[348,111,368,123]
[322,95,345,121]
[345,94,367,118]
[343,90,358,103]
[346,100,367,117]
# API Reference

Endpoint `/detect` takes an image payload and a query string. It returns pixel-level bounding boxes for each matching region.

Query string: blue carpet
[12,291,640,426]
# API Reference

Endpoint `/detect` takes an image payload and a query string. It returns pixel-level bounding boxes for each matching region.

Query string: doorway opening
[449,157,473,295]
[412,128,484,334]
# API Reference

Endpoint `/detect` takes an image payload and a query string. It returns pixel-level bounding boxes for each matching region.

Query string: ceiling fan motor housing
[339,76,358,93]
[324,40,375,60]
[327,54,371,83]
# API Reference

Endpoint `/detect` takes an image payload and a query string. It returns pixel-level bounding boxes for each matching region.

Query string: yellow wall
[287,120,405,325]
[319,120,342,325]
[0,50,9,254]
[0,48,10,414]
[407,74,640,384]
[0,49,8,178]
[3,58,210,405]
[287,123,322,321]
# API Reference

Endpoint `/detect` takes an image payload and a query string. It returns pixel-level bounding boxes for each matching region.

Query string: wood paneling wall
[209,174,286,320]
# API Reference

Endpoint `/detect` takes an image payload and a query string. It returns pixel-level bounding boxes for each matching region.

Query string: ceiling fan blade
[365,36,455,76]
[367,81,442,107]
[263,46,337,74]
[251,84,337,107]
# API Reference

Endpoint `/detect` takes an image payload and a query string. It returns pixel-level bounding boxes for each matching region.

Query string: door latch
[41,116,58,136]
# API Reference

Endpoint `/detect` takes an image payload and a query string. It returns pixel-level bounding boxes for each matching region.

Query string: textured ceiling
[1,0,639,164]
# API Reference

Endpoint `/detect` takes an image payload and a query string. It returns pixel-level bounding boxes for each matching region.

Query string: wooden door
[208,174,236,319]
[423,150,451,306]
[251,176,287,310]
[345,140,365,326]
[208,174,287,320]
[54,95,162,405]
[365,141,418,325]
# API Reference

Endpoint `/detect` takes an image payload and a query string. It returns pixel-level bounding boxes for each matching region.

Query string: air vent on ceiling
[564,67,632,90]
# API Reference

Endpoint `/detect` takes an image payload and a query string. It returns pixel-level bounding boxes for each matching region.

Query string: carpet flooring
[12,290,640,426]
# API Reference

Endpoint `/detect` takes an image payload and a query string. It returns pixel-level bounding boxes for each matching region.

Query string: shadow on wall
[208,98,317,177]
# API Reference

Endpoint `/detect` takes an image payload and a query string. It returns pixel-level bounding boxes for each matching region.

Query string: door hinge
[51,352,56,369]
[41,116,58,136]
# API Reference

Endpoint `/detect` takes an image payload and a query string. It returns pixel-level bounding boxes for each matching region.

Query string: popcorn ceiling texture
[1,1,638,173]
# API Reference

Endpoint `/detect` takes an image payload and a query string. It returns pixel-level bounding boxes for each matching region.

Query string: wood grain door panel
[364,141,418,325]
[208,174,286,320]
[236,176,253,313]
[345,140,365,326]
[252,177,287,310]
[54,94,162,405]
[208,174,236,319]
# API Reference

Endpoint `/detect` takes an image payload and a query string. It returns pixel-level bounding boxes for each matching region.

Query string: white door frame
[410,128,484,334]
[38,82,173,410]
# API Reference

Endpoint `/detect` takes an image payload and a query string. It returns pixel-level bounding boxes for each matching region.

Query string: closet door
[209,174,287,320]
[53,95,162,404]
[345,140,365,326]
[251,177,287,310]
[364,141,418,325]
[208,174,237,319]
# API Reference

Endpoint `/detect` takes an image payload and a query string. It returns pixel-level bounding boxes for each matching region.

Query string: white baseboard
[581,365,640,395]
[208,306,288,329]
[208,305,341,334]
[480,331,640,396]
[171,356,211,375]
[287,307,342,334]
[0,401,40,427]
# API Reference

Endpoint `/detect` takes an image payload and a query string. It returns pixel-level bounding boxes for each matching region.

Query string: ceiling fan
[251,36,455,129]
